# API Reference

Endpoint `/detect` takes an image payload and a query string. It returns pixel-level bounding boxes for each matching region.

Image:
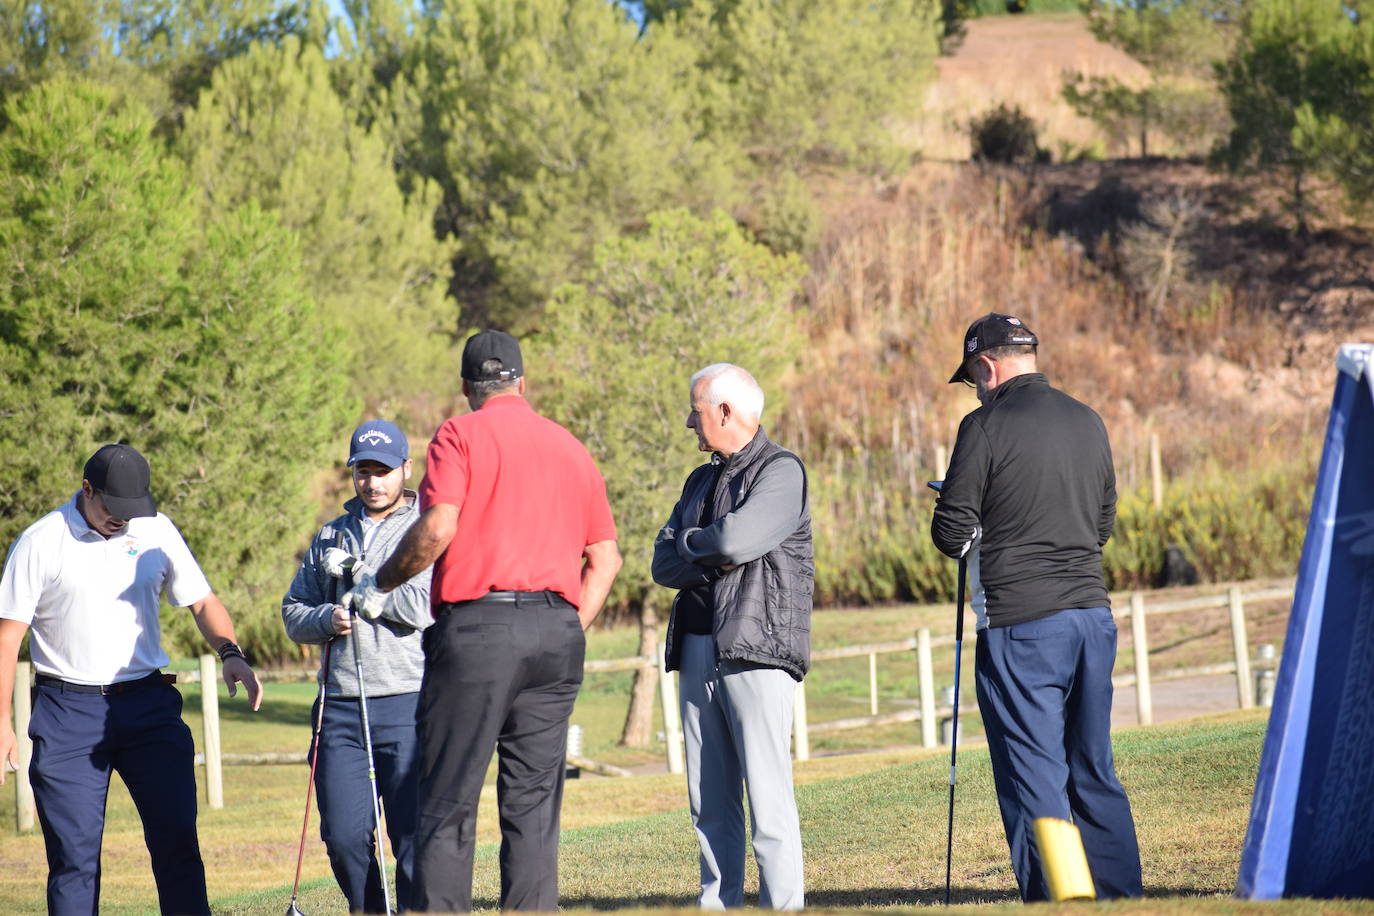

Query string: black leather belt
[438,590,569,614]
[36,671,173,695]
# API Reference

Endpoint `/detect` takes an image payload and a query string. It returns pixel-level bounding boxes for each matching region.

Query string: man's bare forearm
[188,593,240,651]
[377,503,458,591]
[576,539,623,630]
[0,620,28,779]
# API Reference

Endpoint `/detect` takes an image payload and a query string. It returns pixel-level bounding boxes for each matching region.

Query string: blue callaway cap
[348,419,409,468]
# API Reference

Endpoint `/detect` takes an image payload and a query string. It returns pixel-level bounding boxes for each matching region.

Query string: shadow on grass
[548,887,1028,909]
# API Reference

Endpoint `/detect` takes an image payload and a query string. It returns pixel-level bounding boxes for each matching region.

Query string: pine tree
[1214,0,1355,234]
[404,0,738,331]
[532,208,804,744]
[1291,13,1374,215]
[178,36,459,421]
[1065,0,1239,157]
[0,77,355,659]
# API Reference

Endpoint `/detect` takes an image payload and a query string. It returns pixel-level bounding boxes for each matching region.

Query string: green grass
[10,708,1372,914]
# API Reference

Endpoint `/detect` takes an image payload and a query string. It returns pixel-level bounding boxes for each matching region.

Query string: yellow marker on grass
[1032,817,1096,901]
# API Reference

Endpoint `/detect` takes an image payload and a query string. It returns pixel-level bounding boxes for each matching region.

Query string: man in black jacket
[931,314,1142,902]
[653,363,812,911]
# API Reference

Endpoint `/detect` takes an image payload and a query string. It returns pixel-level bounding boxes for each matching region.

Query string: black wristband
[217,641,246,663]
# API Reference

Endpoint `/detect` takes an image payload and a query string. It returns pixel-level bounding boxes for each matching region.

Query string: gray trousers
[680,634,805,910]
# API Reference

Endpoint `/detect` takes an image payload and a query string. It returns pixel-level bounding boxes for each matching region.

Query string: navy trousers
[975,606,1143,902]
[28,675,208,916]
[313,691,421,913]
[412,596,584,913]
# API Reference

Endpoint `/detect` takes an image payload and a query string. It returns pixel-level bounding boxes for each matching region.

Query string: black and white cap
[461,329,523,382]
[948,313,1039,384]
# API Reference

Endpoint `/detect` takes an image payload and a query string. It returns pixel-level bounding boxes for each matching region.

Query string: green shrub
[968,103,1047,164]
[809,447,1314,606]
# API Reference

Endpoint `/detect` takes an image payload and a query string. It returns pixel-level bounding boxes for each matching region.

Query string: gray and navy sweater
[281,491,432,697]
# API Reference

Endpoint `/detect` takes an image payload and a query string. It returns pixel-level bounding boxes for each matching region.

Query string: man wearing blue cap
[0,443,262,915]
[282,420,433,912]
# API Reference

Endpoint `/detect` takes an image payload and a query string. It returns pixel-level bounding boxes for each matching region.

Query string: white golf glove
[958,526,982,558]
[342,571,387,621]
[322,547,373,580]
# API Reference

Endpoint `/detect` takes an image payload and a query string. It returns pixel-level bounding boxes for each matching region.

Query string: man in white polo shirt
[0,443,263,916]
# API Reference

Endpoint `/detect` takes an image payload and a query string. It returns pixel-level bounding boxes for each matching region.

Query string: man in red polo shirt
[345,329,622,913]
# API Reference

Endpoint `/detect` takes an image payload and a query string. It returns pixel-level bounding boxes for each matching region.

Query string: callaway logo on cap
[357,429,394,447]
[348,419,409,469]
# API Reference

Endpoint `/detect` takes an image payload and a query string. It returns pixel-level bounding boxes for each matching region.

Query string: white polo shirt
[0,494,212,685]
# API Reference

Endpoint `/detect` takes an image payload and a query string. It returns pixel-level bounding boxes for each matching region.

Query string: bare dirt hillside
[889,13,1373,426]
[906,12,1149,161]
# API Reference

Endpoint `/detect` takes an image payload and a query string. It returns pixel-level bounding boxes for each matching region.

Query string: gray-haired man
[652,363,813,910]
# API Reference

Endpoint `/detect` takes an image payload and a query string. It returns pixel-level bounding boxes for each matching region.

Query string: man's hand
[222,656,263,711]
[0,722,17,786]
[342,571,387,621]
[323,547,369,580]
[331,605,353,635]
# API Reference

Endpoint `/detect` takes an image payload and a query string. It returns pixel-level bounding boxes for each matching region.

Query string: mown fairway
[8,705,1372,914]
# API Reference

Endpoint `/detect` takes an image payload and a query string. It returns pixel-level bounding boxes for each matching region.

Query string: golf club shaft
[944,554,967,906]
[350,610,394,916]
[290,639,333,909]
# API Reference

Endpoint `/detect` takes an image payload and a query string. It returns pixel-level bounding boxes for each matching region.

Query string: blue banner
[1236,343,1374,899]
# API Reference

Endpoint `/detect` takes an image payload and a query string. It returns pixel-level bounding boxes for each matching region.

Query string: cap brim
[348,451,406,469]
[101,491,157,520]
[949,364,971,384]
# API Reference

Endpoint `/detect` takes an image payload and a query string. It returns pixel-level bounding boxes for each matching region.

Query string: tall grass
[781,165,1321,605]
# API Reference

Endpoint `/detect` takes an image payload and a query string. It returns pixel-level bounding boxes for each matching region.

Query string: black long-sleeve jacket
[931,373,1115,628]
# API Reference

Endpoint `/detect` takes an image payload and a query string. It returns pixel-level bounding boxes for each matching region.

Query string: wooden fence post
[657,643,684,775]
[1149,432,1164,509]
[1130,593,1153,726]
[13,661,34,831]
[199,655,223,809]
[868,653,879,716]
[917,629,937,749]
[793,681,810,762]
[1228,586,1254,709]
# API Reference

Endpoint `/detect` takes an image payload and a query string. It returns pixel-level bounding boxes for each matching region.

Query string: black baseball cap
[83,444,157,519]
[461,329,523,382]
[948,313,1039,384]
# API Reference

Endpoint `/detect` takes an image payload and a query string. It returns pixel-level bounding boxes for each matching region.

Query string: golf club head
[286,901,306,916]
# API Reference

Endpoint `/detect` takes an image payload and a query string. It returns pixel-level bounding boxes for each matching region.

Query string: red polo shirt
[418,395,617,610]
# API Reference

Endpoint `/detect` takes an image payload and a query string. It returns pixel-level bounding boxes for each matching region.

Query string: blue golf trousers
[313,691,421,913]
[974,606,1143,902]
[28,675,208,916]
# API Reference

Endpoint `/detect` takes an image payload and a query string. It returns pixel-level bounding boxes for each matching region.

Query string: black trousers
[412,594,585,913]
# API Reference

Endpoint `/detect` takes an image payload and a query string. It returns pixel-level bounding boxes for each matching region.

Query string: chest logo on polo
[124,537,142,558]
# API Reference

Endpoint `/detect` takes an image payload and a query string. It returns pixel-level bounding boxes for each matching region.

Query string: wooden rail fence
[9,580,1293,829]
